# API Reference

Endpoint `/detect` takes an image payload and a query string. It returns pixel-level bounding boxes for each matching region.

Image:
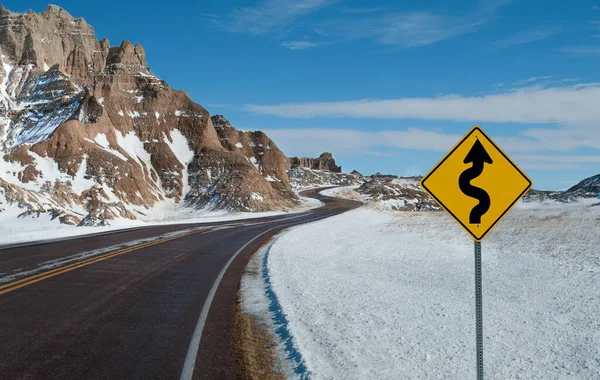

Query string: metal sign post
[474,241,483,380]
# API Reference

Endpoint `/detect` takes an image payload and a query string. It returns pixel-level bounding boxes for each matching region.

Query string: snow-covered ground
[0,191,323,246]
[248,201,600,379]
[0,208,275,246]
[320,185,365,202]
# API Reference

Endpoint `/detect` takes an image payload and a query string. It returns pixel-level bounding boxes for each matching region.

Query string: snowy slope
[321,181,440,212]
[254,204,600,379]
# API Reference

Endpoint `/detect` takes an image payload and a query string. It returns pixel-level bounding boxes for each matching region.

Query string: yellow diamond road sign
[420,126,532,242]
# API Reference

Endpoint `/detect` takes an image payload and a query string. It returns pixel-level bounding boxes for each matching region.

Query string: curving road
[0,188,361,380]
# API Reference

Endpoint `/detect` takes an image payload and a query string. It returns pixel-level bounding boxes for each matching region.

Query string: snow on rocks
[69,155,96,195]
[163,129,194,197]
[83,134,128,161]
[320,177,440,212]
[115,131,152,174]
[265,175,281,182]
[288,167,364,190]
[250,192,264,201]
[3,65,84,147]
[0,149,91,195]
[249,156,260,171]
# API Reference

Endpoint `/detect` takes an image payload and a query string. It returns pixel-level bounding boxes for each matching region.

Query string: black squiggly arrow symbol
[459,139,493,224]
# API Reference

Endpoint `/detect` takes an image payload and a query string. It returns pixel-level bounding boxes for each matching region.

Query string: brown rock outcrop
[0,5,110,85]
[288,152,341,173]
[212,115,292,191]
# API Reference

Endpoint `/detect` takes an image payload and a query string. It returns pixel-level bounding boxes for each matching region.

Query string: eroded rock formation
[288,152,341,173]
[0,5,296,226]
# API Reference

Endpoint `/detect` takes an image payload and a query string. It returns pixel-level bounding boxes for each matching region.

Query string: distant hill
[564,174,600,199]
[524,174,600,202]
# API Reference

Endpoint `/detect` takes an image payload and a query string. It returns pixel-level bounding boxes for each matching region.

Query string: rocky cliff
[0,5,296,226]
[286,152,364,189]
[288,152,341,173]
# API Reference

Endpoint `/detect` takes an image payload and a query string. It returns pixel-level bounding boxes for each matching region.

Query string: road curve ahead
[0,188,361,380]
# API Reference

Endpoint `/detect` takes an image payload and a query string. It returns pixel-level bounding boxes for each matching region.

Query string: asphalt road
[0,188,361,380]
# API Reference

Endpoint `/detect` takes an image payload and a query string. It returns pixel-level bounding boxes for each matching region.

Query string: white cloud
[280,40,319,50]
[336,7,384,14]
[590,20,600,30]
[245,83,600,126]
[493,26,561,49]
[264,128,459,157]
[512,76,552,86]
[212,0,510,48]
[520,163,579,170]
[264,126,600,171]
[318,12,485,47]
[516,155,600,172]
[513,154,600,164]
[558,46,600,55]
[215,0,337,35]
[560,20,600,52]
[265,126,600,154]
[314,0,510,47]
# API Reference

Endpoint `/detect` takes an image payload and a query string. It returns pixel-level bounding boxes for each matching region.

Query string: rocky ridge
[522,190,563,203]
[564,174,600,199]
[287,157,439,211]
[287,166,364,189]
[288,152,341,173]
[0,5,296,226]
[355,176,440,211]
[286,152,363,189]
[523,174,600,203]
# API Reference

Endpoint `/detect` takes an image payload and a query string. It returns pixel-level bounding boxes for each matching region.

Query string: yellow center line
[0,228,210,296]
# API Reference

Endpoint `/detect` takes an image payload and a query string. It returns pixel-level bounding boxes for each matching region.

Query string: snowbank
[240,236,302,379]
[263,204,600,379]
[0,199,320,246]
[320,185,366,202]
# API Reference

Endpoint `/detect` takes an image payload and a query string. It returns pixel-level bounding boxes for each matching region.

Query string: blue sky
[7,0,600,190]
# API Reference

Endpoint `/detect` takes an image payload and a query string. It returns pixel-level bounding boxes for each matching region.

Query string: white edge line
[179,226,279,380]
